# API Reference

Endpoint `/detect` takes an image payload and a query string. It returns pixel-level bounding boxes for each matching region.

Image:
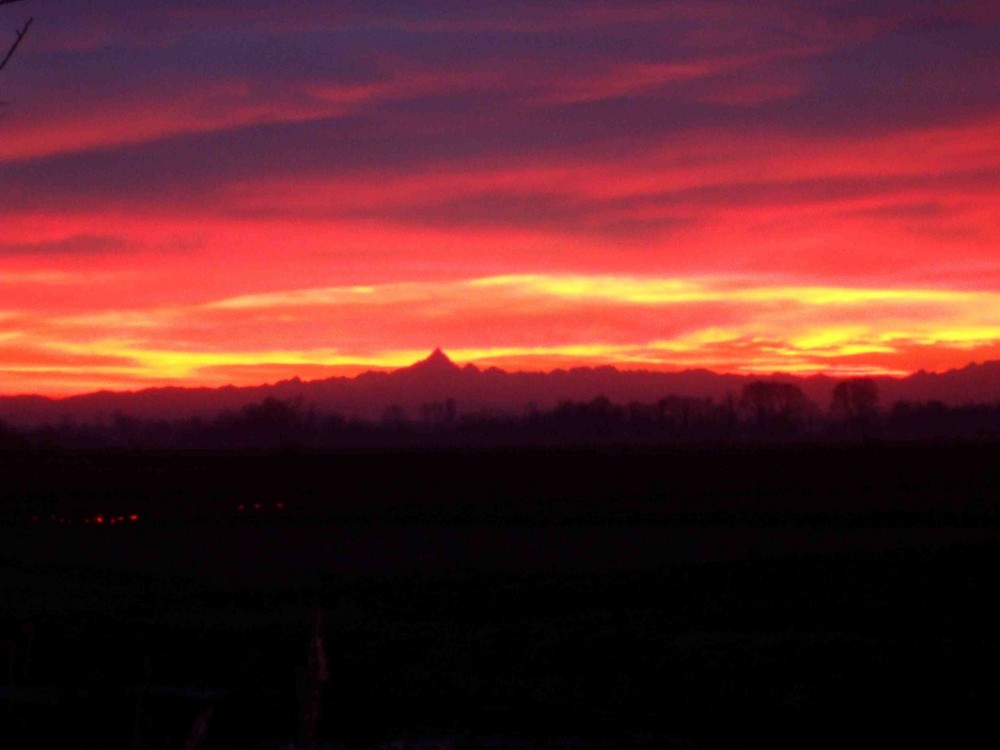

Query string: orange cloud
[3,3,997,396]
[4,273,999,395]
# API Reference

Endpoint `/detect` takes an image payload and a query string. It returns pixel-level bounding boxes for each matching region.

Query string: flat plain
[1,444,998,748]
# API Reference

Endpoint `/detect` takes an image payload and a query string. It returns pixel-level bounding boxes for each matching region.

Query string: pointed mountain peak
[402,348,462,375]
[426,347,453,364]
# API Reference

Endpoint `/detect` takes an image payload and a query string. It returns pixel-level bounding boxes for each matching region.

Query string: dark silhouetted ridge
[2,354,1000,429]
[401,348,462,376]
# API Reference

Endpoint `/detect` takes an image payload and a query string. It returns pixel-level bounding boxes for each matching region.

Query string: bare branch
[0,15,32,74]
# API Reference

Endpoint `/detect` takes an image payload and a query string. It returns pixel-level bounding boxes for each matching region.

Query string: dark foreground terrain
[1,444,999,748]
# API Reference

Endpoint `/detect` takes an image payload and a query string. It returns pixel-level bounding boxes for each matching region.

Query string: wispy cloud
[3,272,998,393]
[0,1,996,393]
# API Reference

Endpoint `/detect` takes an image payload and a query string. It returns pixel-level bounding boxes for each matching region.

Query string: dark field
[2,444,999,748]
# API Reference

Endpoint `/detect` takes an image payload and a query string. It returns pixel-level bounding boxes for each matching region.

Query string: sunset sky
[1,0,998,395]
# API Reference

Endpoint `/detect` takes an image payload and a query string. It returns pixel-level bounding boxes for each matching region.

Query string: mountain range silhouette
[1,350,999,427]
[399,347,467,377]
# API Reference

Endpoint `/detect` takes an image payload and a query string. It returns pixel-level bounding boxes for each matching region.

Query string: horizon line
[2,348,989,402]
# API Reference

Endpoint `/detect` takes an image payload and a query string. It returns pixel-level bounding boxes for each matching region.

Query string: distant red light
[276,502,284,509]
[238,504,245,511]
[96,516,104,524]
[129,514,139,521]
[253,503,262,510]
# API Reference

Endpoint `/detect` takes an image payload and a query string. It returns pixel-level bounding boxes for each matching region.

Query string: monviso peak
[404,348,462,375]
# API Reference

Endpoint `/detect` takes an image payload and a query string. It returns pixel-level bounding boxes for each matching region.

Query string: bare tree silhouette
[740,380,812,437]
[0,0,32,77]
[831,378,879,438]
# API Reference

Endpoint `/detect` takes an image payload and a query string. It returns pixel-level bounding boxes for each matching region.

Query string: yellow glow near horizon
[47,341,432,379]
[4,271,1000,394]
[471,274,984,308]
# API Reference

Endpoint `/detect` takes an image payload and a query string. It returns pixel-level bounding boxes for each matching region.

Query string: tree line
[3,377,1000,451]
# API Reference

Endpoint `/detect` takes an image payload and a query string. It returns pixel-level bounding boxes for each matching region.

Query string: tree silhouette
[740,380,811,436]
[0,0,32,77]
[419,398,457,432]
[380,403,408,430]
[831,378,879,438]
[0,416,25,449]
